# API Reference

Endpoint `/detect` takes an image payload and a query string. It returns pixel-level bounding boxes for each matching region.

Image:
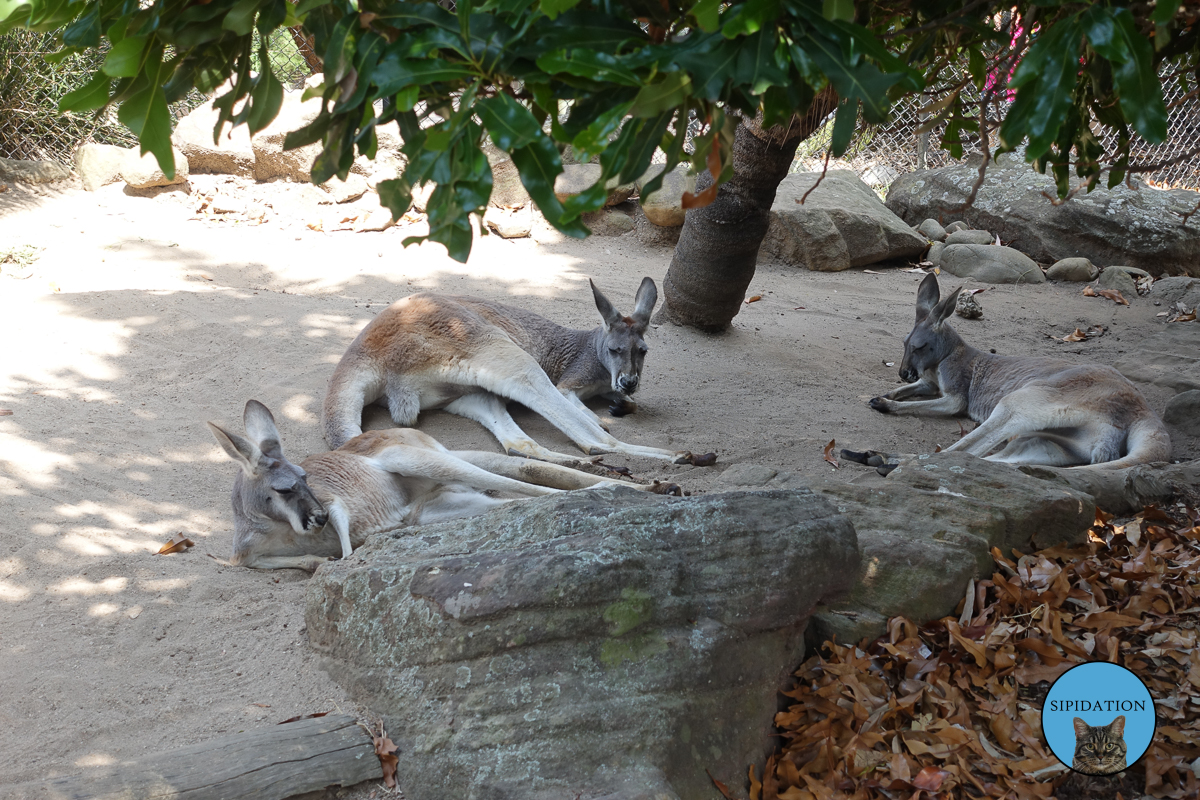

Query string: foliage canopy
[2,0,1195,261]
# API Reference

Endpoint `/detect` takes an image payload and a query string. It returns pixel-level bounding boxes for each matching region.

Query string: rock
[939,243,1046,284]
[483,205,532,239]
[860,163,899,189]
[581,208,635,237]
[955,291,983,319]
[1152,276,1200,310]
[354,208,397,233]
[74,143,131,192]
[120,146,189,188]
[172,99,256,177]
[916,219,946,241]
[945,220,969,233]
[305,484,858,800]
[945,229,994,245]
[927,241,945,266]
[805,452,1093,646]
[252,89,324,182]
[719,463,779,486]
[636,165,694,227]
[0,157,71,184]
[1113,325,1200,394]
[886,150,1200,277]
[483,143,530,208]
[761,170,927,271]
[1163,390,1200,437]
[633,205,682,247]
[1096,267,1137,298]
[318,173,370,204]
[553,164,634,207]
[1020,460,1200,516]
[1046,257,1098,282]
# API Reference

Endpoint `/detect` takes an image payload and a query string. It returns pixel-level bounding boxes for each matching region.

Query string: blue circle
[1043,662,1156,774]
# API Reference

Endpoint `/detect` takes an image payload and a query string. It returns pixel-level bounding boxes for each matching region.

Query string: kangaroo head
[591,276,656,395]
[207,400,328,535]
[900,274,963,383]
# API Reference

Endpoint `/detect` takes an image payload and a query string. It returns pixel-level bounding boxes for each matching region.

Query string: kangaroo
[209,400,677,571]
[865,273,1171,469]
[321,277,700,464]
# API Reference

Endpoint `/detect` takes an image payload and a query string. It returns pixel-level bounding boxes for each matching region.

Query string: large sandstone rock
[938,243,1046,284]
[886,150,1200,277]
[1112,322,1200,394]
[1163,390,1200,437]
[761,170,927,271]
[484,143,531,208]
[0,157,71,184]
[74,143,131,191]
[120,146,189,188]
[172,100,256,177]
[1046,257,1098,282]
[553,163,635,207]
[252,89,324,182]
[636,165,694,227]
[1152,276,1200,310]
[305,485,858,800]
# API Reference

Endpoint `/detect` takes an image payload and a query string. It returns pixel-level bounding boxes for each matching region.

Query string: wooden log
[1020,459,1200,515]
[10,714,382,800]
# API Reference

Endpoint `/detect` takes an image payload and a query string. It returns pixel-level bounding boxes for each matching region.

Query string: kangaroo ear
[208,421,271,476]
[1073,717,1090,737]
[1109,715,1125,737]
[243,399,284,458]
[590,279,623,330]
[915,273,941,321]
[930,286,962,330]
[630,277,657,331]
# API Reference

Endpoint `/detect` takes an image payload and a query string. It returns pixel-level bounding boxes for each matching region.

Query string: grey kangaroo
[209,400,675,571]
[865,273,1171,469]
[322,277,699,464]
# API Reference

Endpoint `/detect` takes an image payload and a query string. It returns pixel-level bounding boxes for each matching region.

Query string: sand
[0,176,1195,793]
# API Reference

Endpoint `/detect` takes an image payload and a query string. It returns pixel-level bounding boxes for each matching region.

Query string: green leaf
[630,72,691,117]
[476,94,542,151]
[735,29,788,94]
[222,0,260,35]
[118,81,175,180]
[246,46,283,134]
[0,0,33,32]
[1000,18,1083,157]
[676,36,740,100]
[62,3,101,47]
[323,12,358,85]
[540,0,583,21]
[257,0,287,33]
[536,49,642,86]
[800,30,901,124]
[617,112,672,183]
[372,53,475,96]
[1088,8,1168,143]
[722,0,780,38]
[691,0,720,32]
[571,99,634,160]
[377,177,414,218]
[822,0,853,22]
[102,35,147,77]
[510,133,587,237]
[829,96,857,157]
[58,72,110,113]
[1152,0,1180,24]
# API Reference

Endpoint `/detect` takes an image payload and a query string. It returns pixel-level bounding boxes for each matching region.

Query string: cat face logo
[1041,663,1156,777]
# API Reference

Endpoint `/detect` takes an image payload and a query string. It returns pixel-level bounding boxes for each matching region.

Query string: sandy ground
[0,177,1196,793]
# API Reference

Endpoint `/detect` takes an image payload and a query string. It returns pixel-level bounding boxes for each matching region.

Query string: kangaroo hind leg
[444,392,596,465]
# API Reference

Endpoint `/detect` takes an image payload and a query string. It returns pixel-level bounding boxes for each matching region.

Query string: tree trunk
[289,26,324,74]
[657,89,839,331]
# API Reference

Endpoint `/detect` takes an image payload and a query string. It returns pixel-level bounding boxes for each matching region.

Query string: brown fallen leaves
[157,533,194,554]
[823,440,840,469]
[753,503,1200,800]
[1082,285,1129,305]
[1049,325,1106,343]
[363,721,399,788]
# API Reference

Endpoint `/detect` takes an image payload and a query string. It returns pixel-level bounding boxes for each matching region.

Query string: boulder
[636,165,694,227]
[633,205,682,247]
[1095,267,1138,298]
[945,220,969,233]
[172,99,256,177]
[553,163,634,207]
[1152,276,1200,310]
[252,89,324,182]
[1113,324,1200,394]
[305,485,858,800]
[74,143,131,191]
[318,173,369,204]
[484,143,531,208]
[1163,390,1200,437]
[718,463,780,487]
[483,205,533,239]
[803,452,1093,646]
[944,229,994,246]
[1020,460,1200,517]
[581,208,636,237]
[120,146,189,188]
[886,150,1200,277]
[860,163,899,189]
[916,218,946,241]
[0,157,71,184]
[938,243,1046,284]
[927,241,945,266]
[1046,257,1098,282]
[761,170,927,271]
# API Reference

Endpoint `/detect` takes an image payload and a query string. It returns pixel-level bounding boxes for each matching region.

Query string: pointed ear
[1109,715,1125,737]
[590,279,623,330]
[208,421,270,476]
[1073,717,1090,738]
[243,399,284,458]
[630,277,657,331]
[915,273,941,321]
[930,286,962,330]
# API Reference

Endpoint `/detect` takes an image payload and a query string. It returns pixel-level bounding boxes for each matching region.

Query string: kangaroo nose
[312,511,329,528]
[900,367,917,383]
[619,375,639,392]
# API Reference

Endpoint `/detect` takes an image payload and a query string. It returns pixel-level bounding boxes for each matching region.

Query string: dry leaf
[277,711,329,725]
[687,452,718,467]
[1098,288,1129,305]
[863,269,883,274]
[706,769,737,800]
[374,730,399,788]
[0,409,12,416]
[745,295,762,304]
[157,533,195,555]
[823,439,839,469]
[1058,328,1088,342]
[913,766,951,791]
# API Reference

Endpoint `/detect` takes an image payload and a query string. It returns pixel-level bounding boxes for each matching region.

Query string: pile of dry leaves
[749,504,1200,800]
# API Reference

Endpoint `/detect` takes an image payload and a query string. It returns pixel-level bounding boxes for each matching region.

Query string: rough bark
[657,89,839,331]
[289,26,324,74]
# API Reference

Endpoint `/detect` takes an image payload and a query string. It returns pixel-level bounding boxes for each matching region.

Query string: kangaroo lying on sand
[322,277,700,464]
[210,400,676,571]
[864,274,1171,469]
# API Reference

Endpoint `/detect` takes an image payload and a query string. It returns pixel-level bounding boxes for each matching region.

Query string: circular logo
[1042,661,1156,776]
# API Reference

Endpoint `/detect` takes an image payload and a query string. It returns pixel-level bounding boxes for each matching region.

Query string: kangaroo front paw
[304,556,336,573]
[869,397,893,413]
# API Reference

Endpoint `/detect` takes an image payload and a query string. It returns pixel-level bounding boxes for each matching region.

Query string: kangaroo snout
[900,366,918,383]
[618,374,639,393]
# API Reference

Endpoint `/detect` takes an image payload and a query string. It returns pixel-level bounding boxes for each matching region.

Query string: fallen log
[9,714,382,800]
[1020,459,1200,515]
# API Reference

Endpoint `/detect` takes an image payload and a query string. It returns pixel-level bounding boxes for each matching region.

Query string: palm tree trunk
[657,89,839,331]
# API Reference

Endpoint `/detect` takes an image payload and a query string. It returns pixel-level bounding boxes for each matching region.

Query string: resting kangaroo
[209,400,675,571]
[866,274,1171,469]
[322,277,698,464]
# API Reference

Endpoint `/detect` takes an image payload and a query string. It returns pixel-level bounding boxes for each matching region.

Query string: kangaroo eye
[276,487,294,496]
[609,347,622,354]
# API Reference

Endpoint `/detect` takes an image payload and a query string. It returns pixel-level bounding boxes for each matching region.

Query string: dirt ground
[0,176,1196,793]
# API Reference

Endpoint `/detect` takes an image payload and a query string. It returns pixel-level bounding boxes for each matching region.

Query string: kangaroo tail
[322,360,377,449]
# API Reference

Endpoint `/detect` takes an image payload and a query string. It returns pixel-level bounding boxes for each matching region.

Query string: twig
[799,148,832,205]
